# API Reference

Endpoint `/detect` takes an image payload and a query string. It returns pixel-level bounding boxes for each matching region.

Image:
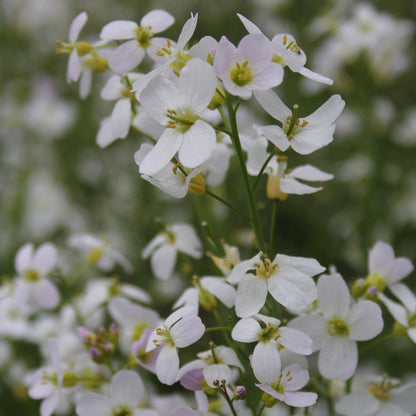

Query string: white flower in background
[290,273,383,380]
[131,328,162,373]
[177,346,243,390]
[204,138,234,187]
[395,108,416,147]
[254,89,345,154]
[244,135,333,198]
[365,241,413,292]
[142,223,202,280]
[100,73,142,141]
[237,14,333,85]
[100,10,175,74]
[108,297,159,353]
[209,244,241,276]
[132,13,198,93]
[76,370,145,416]
[138,58,217,175]
[28,338,75,416]
[56,12,89,84]
[173,276,236,313]
[255,363,317,408]
[67,233,133,273]
[379,283,416,343]
[134,143,206,198]
[232,314,312,381]
[146,307,205,385]
[336,377,416,416]
[227,252,323,317]
[214,34,284,99]
[13,242,60,311]
[78,278,150,329]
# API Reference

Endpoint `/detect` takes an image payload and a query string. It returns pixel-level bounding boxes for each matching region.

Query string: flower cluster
[1,7,415,416]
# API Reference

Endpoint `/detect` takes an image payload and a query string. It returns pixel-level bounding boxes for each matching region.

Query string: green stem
[214,125,233,136]
[201,221,225,256]
[224,93,266,252]
[206,189,251,222]
[268,199,279,255]
[212,308,233,349]
[346,376,353,394]
[253,150,277,191]
[257,403,266,416]
[205,326,231,332]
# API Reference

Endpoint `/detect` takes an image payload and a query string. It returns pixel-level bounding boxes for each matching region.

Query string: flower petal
[69,12,88,43]
[390,283,416,312]
[111,370,144,409]
[170,315,205,348]
[109,41,145,74]
[156,344,179,385]
[235,276,268,318]
[335,391,379,416]
[347,300,383,341]
[76,392,111,416]
[151,244,177,280]
[231,317,261,342]
[318,337,357,380]
[251,341,281,383]
[140,10,175,33]
[15,243,34,274]
[178,120,216,169]
[254,90,291,122]
[317,273,350,319]
[139,129,183,176]
[110,98,131,139]
[100,20,138,40]
[289,315,329,352]
[279,327,313,355]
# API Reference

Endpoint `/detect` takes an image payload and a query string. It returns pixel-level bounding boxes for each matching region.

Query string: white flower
[244,136,333,198]
[100,73,142,141]
[58,12,89,83]
[177,346,243,390]
[365,241,414,291]
[379,283,416,343]
[336,377,416,416]
[173,276,236,313]
[142,223,202,280]
[76,370,145,416]
[232,314,312,382]
[132,13,198,94]
[100,10,175,74]
[146,307,205,385]
[227,252,323,317]
[290,273,383,380]
[134,143,206,198]
[28,338,72,416]
[67,233,133,273]
[237,13,333,85]
[108,297,159,353]
[254,89,345,154]
[213,34,283,99]
[138,58,217,175]
[255,364,317,408]
[13,242,60,311]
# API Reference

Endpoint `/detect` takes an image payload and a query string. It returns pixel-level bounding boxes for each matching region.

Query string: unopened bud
[351,278,367,299]
[233,385,247,400]
[89,347,100,361]
[365,285,379,301]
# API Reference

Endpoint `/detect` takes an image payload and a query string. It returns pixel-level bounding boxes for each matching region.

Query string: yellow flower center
[367,380,392,402]
[327,317,349,337]
[135,26,152,48]
[229,61,253,87]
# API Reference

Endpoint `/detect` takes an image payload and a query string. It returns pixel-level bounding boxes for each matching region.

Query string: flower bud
[233,385,247,400]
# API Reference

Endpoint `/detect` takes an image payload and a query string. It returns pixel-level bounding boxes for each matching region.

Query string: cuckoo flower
[57,12,89,83]
[13,242,60,311]
[365,241,414,292]
[232,314,312,382]
[76,370,145,416]
[255,363,317,408]
[254,89,345,154]
[138,58,217,175]
[336,377,416,416]
[379,283,416,343]
[237,13,333,84]
[142,223,202,280]
[227,252,324,317]
[100,10,175,74]
[214,34,284,99]
[146,307,205,385]
[290,273,383,380]
[132,13,198,93]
